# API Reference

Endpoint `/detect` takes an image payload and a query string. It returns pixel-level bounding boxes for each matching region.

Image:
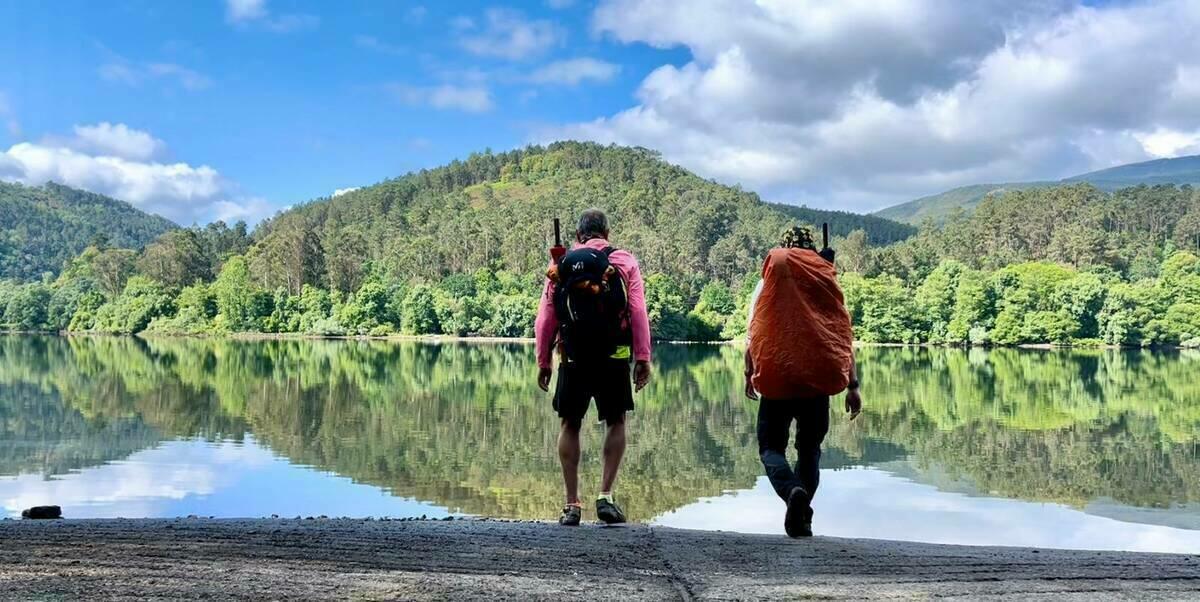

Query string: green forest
[2,336,1197,519]
[1,142,1199,346]
[0,181,176,281]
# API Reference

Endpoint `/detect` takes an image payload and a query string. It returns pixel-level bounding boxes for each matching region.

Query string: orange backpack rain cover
[749,248,854,399]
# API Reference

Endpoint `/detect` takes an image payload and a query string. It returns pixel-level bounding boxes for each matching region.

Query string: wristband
[847,379,860,390]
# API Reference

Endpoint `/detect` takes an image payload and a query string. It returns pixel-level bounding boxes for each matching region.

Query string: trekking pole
[820,222,836,264]
[550,218,567,263]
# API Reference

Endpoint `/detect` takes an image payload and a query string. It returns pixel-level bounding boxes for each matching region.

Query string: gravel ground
[1,518,1199,600]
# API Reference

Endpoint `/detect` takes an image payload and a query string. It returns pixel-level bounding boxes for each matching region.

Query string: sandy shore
[2,518,1199,600]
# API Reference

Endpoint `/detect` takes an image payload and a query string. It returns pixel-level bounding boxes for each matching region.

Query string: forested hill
[248,142,906,295]
[5,143,1196,348]
[0,182,176,281]
[765,202,916,244]
[876,154,1200,224]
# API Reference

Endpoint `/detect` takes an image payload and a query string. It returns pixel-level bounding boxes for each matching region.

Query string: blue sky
[2,0,1199,224]
[0,0,685,223]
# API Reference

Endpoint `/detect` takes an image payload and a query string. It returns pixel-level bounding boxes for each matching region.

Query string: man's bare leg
[559,419,582,504]
[600,420,626,494]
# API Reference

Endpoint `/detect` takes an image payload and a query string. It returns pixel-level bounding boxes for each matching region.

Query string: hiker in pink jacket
[535,208,652,526]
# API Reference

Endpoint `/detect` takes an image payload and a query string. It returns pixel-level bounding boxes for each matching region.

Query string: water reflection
[0,335,1197,551]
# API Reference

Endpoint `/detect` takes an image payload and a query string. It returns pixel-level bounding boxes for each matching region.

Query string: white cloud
[213,197,280,224]
[551,0,1200,212]
[1134,128,1200,158]
[70,122,166,161]
[0,123,274,225]
[529,58,620,86]
[332,187,360,197]
[225,0,267,22]
[459,8,563,61]
[99,60,212,91]
[386,83,494,113]
[224,0,318,33]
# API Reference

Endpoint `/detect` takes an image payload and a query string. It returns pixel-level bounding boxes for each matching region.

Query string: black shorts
[553,359,634,425]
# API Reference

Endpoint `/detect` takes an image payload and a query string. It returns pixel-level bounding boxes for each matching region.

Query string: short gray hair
[576,208,609,241]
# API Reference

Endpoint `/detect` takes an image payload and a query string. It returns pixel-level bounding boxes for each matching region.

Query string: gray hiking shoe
[559,504,582,526]
[596,497,626,524]
[785,487,812,538]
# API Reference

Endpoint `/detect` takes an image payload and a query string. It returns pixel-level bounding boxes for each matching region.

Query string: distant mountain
[874,182,1051,226]
[876,154,1200,224]
[766,202,916,244]
[1062,155,1200,189]
[0,182,177,281]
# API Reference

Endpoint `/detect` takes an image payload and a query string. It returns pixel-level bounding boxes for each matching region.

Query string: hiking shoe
[559,504,582,527]
[596,497,627,524]
[785,486,813,538]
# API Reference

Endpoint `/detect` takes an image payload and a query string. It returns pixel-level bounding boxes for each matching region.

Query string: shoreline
[9,330,1195,350]
[2,518,1197,600]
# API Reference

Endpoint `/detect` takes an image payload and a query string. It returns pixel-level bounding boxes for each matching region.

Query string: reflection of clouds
[1,438,273,517]
[0,437,453,520]
[653,469,1200,554]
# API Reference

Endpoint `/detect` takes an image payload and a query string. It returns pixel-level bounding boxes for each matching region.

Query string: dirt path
[1,518,1198,600]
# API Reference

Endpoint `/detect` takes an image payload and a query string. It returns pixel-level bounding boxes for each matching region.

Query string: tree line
[0,143,1198,347]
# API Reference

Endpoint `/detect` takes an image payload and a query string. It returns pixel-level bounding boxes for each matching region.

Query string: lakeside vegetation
[1,142,1198,346]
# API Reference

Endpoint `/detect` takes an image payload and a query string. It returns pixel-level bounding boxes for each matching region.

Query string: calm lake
[2,335,1198,553]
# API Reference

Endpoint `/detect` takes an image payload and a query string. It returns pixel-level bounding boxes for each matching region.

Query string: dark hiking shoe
[596,497,627,524]
[785,487,812,538]
[559,504,582,526]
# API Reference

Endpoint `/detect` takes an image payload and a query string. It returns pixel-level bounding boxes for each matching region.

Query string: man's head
[576,208,610,243]
[780,225,816,250]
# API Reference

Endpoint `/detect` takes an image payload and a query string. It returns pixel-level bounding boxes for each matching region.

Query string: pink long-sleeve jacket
[534,238,652,369]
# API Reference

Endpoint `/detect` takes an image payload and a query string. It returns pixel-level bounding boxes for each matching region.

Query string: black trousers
[757,397,830,502]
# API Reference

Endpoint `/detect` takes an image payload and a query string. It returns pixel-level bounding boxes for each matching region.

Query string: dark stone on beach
[22,506,62,520]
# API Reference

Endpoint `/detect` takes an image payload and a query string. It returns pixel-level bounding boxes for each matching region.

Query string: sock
[598,492,614,503]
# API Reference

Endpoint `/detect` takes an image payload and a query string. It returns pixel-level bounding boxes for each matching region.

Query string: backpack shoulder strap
[602,246,617,257]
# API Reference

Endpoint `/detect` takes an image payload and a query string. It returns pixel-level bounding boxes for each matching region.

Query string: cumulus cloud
[528,58,620,86]
[224,0,318,33]
[549,0,1200,212]
[386,83,494,113]
[458,8,563,61]
[332,187,360,197]
[69,122,166,161]
[99,60,212,91]
[0,123,274,225]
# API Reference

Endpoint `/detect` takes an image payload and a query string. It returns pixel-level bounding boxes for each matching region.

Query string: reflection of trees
[0,337,163,477]
[841,347,1200,507]
[1,335,1198,518]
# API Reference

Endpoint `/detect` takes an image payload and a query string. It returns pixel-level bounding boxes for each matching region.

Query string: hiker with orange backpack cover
[745,225,863,538]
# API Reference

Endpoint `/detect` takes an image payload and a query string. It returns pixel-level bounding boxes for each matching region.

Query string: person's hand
[538,367,553,392]
[744,373,758,400]
[845,387,862,420]
[633,360,651,392]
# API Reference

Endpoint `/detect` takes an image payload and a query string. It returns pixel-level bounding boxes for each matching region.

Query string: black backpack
[553,246,631,362]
